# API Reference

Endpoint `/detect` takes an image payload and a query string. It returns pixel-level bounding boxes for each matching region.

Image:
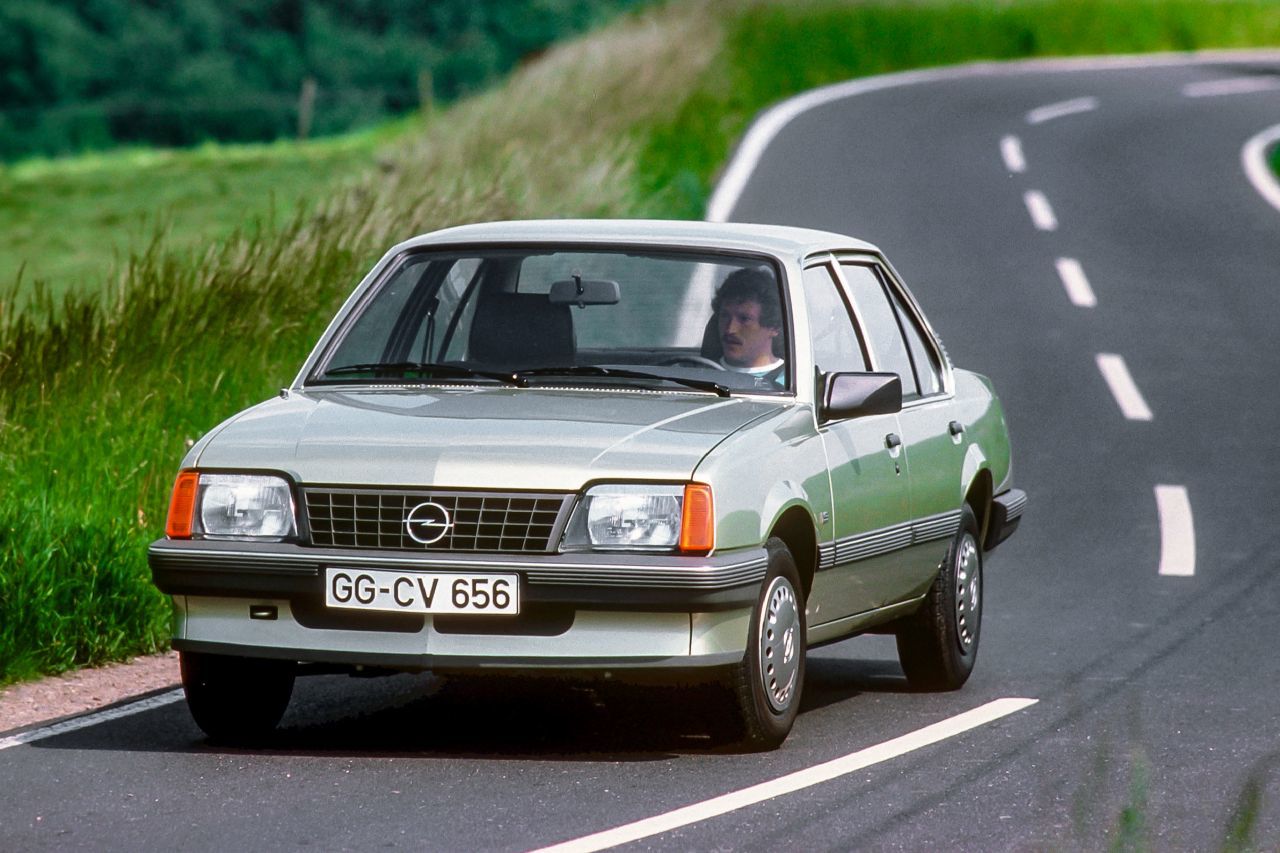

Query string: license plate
[325,568,519,615]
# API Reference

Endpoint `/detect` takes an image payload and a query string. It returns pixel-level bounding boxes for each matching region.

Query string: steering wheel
[656,355,726,370]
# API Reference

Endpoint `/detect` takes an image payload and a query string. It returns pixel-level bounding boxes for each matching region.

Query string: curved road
[4,52,1280,851]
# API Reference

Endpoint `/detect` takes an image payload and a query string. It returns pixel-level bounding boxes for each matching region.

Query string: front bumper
[150,539,768,610]
[152,540,765,671]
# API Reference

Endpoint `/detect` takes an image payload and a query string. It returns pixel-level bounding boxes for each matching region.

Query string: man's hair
[711,267,782,329]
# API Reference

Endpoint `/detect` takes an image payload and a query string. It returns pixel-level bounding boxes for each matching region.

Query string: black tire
[896,504,982,691]
[728,538,806,750]
[180,650,296,743]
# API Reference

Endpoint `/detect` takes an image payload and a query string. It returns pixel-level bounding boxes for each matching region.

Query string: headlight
[165,471,297,541]
[562,483,713,553]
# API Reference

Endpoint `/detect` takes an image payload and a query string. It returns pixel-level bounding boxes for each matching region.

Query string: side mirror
[548,277,620,306]
[820,372,902,422]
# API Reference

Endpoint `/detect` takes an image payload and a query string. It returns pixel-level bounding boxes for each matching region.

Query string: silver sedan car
[151,219,1024,749]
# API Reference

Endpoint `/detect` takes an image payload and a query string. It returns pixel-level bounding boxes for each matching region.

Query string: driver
[711,267,785,386]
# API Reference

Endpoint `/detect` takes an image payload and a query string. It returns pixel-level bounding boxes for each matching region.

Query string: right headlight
[165,470,297,541]
[561,483,714,553]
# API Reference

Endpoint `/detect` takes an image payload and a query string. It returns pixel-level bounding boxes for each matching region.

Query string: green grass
[3,0,1280,684]
[0,121,415,306]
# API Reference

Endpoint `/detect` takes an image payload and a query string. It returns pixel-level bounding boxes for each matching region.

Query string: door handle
[885,432,901,450]
[949,421,965,437]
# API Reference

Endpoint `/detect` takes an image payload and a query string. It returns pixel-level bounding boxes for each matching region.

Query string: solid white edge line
[1155,485,1196,577]
[1184,77,1280,98]
[530,697,1038,853]
[1000,135,1026,173]
[0,689,185,752]
[1024,190,1058,231]
[1095,353,1153,421]
[1026,96,1099,125]
[1055,258,1097,307]
[1242,123,1280,214]
[705,49,1280,222]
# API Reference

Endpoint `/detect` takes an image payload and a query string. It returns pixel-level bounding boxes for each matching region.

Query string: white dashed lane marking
[1026,96,1098,124]
[1055,258,1097,307]
[1155,485,1196,577]
[1023,190,1058,231]
[1184,77,1280,98]
[1096,354,1154,422]
[1000,135,1026,173]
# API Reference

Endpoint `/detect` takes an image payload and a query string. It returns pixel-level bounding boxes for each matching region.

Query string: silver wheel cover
[954,534,980,652]
[758,576,801,713]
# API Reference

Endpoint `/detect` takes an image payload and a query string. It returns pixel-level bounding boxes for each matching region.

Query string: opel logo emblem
[405,501,452,545]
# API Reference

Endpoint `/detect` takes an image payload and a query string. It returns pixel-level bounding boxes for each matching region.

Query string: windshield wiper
[515,365,731,397]
[322,362,522,385]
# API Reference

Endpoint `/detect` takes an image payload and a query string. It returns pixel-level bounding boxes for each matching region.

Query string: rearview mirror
[820,372,902,422]
[548,277,620,306]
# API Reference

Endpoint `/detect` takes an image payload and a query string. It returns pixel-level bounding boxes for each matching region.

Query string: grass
[3,0,1280,684]
[0,122,412,306]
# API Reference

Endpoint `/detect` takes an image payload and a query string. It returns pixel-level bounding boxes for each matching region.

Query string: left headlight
[562,483,713,553]
[165,471,297,541]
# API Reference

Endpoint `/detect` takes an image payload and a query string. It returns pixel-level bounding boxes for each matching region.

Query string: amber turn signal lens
[679,483,714,553]
[165,470,200,539]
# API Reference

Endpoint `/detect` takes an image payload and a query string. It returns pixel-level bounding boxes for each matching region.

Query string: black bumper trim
[173,638,742,673]
[151,540,764,611]
[986,488,1027,551]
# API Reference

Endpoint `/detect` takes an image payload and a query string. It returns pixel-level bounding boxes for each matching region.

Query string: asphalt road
[5,53,1280,852]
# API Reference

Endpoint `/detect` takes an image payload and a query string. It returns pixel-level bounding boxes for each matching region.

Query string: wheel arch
[767,504,818,600]
[964,467,994,548]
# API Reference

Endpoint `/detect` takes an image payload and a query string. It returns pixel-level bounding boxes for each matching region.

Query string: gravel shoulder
[0,652,180,735]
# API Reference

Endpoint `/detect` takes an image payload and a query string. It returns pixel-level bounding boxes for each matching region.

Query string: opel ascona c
[151,220,1025,749]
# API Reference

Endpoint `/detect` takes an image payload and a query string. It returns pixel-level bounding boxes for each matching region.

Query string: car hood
[193,386,786,490]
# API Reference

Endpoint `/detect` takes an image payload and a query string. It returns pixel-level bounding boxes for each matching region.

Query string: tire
[180,650,296,743]
[728,538,806,750]
[895,504,982,691]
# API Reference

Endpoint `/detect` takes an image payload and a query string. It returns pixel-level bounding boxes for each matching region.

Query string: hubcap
[954,534,980,652]
[758,576,801,713]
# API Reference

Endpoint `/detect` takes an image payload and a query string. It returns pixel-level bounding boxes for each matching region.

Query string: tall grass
[4,0,1280,683]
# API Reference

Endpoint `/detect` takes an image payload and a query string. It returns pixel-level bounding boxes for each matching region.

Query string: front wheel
[180,650,296,743]
[728,538,806,750]
[895,504,982,690]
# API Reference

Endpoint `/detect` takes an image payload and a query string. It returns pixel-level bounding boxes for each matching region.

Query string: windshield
[310,246,791,395]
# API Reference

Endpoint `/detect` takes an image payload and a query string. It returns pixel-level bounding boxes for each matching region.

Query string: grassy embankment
[3,0,1280,686]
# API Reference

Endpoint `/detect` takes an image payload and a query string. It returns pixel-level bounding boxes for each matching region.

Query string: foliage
[0,0,645,161]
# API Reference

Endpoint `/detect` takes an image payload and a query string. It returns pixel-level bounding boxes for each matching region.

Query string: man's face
[718,298,780,368]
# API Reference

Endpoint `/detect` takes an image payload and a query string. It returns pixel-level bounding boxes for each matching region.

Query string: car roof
[391,219,881,259]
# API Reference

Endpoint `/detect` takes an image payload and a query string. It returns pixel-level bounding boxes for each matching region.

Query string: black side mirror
[820,372,902,422]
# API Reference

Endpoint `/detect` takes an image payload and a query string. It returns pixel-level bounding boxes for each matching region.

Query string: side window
[803,264,867,373]
[877,269,944,397]
[839,263,918,398]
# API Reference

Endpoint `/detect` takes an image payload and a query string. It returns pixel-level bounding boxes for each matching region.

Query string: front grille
[303,488,573,554]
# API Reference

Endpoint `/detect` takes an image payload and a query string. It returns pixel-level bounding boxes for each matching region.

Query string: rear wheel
[895,504,982,690]
[728,538,806,750]
[180,650,295,743]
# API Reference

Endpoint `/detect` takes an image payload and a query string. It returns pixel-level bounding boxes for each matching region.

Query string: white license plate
[325,568,519,615]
